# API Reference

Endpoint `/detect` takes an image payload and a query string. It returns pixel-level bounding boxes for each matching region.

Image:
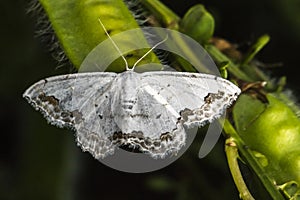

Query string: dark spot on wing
[43,79,48,85]
[124,100,136,104]
[204,91,225,104]
[122,105,133,110]
[130,114,149,118]
[109,130,175,155]
[54,106,60,113]
[61,111,69,118]
[38,92,59,106]
[29,92,84,129]
[180,108,193,121]
[71,110,83,124]
[204,93,213,104]
[160,133,172,141]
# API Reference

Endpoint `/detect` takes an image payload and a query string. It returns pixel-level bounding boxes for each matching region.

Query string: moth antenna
[132,34,169,71]
[97,18,129,70]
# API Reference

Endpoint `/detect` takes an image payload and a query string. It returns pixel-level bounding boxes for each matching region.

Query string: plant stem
[225,137,255,200]
[223,119,285,200]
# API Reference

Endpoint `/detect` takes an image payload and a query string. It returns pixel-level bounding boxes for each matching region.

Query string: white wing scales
[140,71,240,128]
[23,72,119,158]
[23,71,240,159]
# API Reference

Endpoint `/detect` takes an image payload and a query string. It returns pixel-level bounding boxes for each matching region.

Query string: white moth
[23,70,240,159]
[23,20,241,159]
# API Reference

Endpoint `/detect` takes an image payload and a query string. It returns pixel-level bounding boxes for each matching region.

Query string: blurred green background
[1,0,299,199]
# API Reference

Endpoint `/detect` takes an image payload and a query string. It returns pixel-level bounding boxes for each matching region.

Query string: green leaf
[39,0,159,71]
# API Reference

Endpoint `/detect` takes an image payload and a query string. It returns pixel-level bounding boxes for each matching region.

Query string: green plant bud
[180,4,214,44]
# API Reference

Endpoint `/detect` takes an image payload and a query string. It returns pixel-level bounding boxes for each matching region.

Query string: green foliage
[39,0,159,71]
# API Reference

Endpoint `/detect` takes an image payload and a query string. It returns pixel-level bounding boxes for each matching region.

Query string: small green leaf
[219,61,229,79]
[241,35,270,65]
